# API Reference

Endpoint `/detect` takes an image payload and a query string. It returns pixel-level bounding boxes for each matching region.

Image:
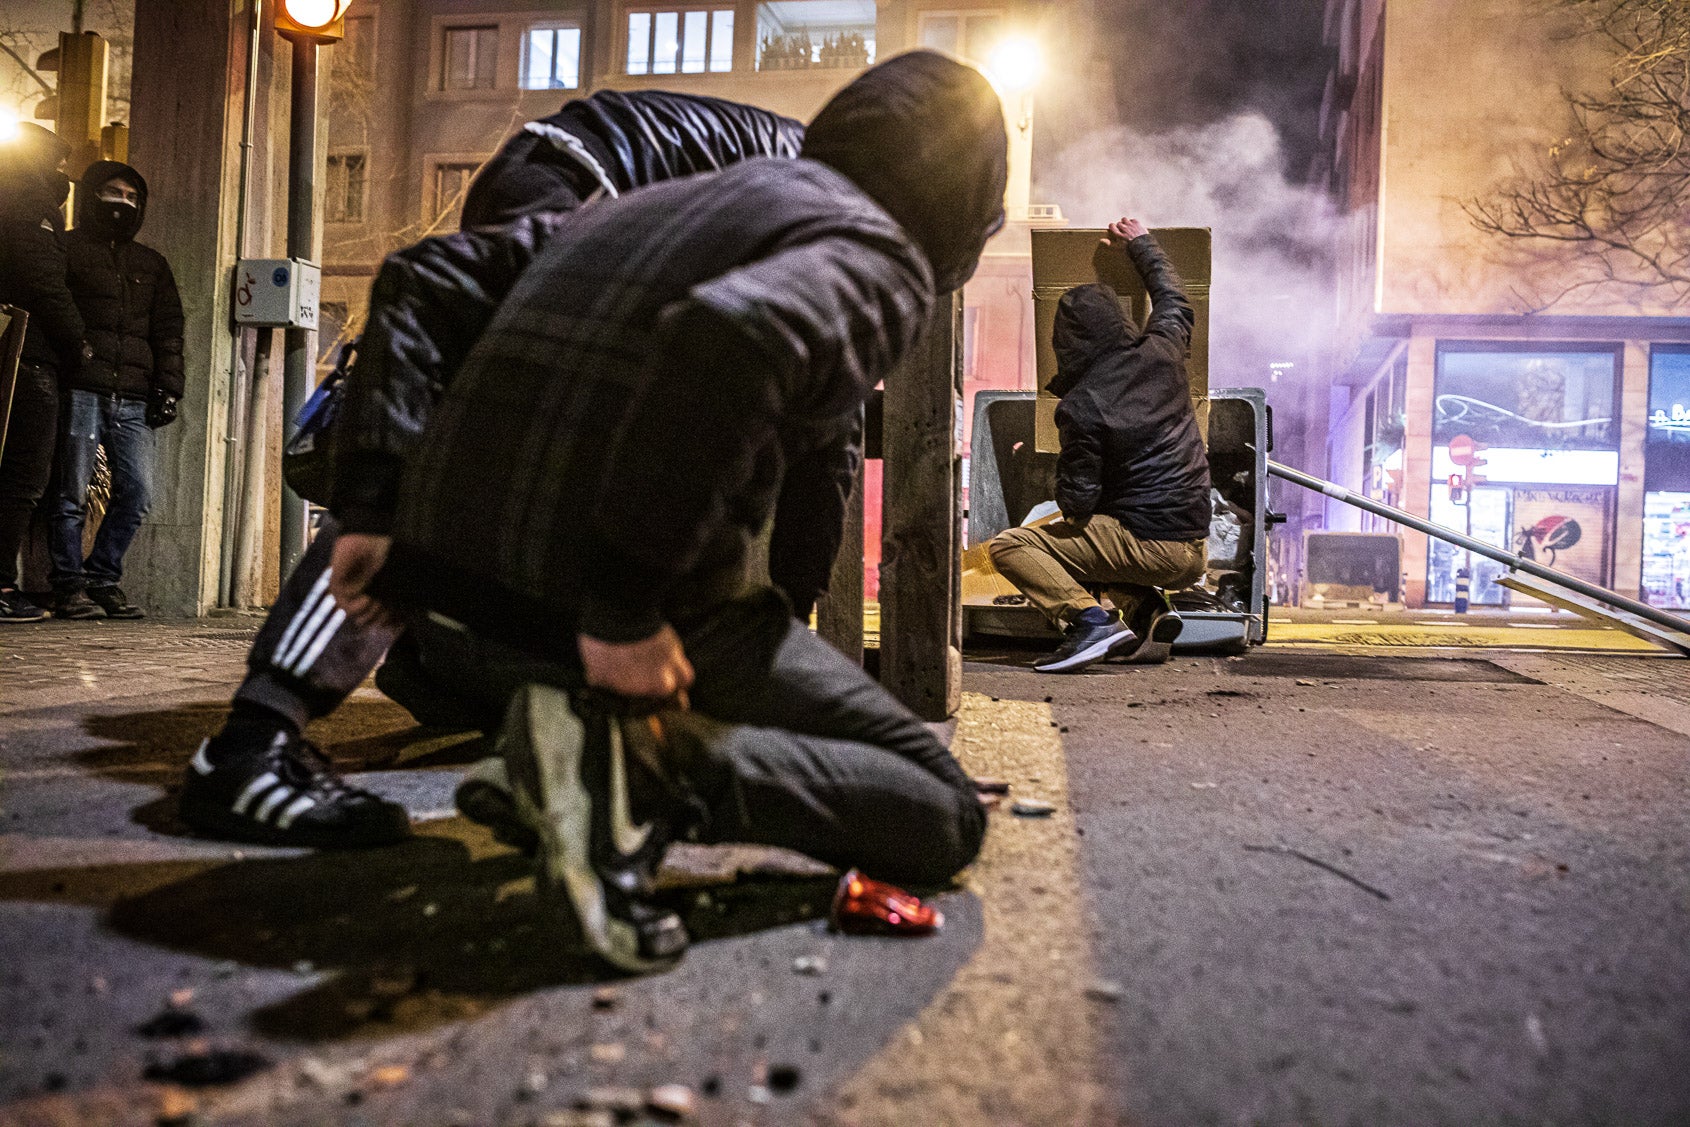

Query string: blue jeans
[48,389,155,593]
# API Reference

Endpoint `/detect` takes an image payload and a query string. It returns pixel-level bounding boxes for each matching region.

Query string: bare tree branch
[1466,0,1690,308]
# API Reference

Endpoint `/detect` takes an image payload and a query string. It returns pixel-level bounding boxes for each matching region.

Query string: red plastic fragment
[829,869,943,936]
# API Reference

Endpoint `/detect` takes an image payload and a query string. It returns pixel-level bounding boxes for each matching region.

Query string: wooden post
[0,307,27,463]
[880,294,964,720]
[814,433,866,665]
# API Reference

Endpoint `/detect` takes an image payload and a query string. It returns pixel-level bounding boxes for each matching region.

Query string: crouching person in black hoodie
[989,218,1210,674]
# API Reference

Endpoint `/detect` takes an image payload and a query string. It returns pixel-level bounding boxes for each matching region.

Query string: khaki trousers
[987,513,1206,628]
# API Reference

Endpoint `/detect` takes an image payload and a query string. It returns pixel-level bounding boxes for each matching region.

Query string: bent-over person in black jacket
[181,90,810,855]
[333,52,1004,973]
[989,218,1210,674]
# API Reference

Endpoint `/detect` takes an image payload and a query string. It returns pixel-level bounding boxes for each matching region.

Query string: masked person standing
[0,125,89,623]
[48,161,184,620]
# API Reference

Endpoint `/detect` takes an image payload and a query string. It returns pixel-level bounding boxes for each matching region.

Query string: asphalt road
[3,618,1689,1125]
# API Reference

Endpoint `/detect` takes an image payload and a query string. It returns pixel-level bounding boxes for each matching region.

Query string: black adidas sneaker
[496,684,688,973]
[178,731,411,848]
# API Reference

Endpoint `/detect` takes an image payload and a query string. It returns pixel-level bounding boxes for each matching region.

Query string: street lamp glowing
[0,107,18,144]
[281,0,351,30]
[985,36,1042,95]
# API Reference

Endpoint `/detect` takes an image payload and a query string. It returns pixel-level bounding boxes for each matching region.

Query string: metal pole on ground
[1268,460,1690,640]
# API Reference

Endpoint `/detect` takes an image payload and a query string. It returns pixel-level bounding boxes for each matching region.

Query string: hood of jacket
[76,160,148,242]
[0,123,72,221]
[801,50,1006,293]
[1048,283,1136,398]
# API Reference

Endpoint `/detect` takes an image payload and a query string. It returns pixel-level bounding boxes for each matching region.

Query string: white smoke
[1036,112,1338,389]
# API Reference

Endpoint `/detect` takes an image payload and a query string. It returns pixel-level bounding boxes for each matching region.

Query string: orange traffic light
[277,0,351,41]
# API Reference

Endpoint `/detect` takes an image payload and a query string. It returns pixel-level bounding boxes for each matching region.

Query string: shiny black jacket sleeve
[148,254,186,398]
[1054,391,1106,521]
[330,211,570,533]
[1,215,86,367]
[768,410,863,620]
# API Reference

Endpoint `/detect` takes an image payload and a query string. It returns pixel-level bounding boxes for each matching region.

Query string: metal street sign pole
[280,32,318,582]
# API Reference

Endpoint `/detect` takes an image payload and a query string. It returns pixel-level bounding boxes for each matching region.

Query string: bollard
[1454,567,1470,614]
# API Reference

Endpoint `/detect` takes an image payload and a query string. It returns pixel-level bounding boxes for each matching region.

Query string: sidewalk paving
[3,619,1689,1125]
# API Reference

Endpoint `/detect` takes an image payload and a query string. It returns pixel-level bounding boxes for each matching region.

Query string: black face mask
[91,197,140,241]
[47,171,71,207]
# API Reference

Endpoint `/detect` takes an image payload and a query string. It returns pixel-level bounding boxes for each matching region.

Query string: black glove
[145,389,179,428]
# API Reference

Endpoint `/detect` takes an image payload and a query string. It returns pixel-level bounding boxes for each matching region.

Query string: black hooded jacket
[63,160,185,400]
[367,51,1007,649]
[0,126,85,371]
[1051,235,1210,542]
[462,90,805,227]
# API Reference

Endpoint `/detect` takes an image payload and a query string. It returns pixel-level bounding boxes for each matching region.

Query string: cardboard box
[1030,227,1211,452]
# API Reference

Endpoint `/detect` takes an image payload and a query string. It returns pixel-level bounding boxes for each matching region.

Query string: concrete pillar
[124,0,251,614]
[1399,330,1437,607]
[1614,340,1650,598]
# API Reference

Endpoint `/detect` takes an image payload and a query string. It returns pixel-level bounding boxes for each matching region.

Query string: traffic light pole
[280,33,318,582]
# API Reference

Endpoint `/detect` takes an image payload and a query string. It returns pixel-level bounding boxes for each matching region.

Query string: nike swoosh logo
[607,722,654,857]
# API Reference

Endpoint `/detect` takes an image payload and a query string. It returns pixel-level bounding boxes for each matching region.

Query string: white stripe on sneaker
[190,740,214,775]
[275,794,317,829]
[254,786,293,824]
[278,589,339,670]
[233,771,281,815]
[273,571,332,665]
[290,607,347,677]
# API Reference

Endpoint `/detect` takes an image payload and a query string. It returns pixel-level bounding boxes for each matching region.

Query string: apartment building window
[626,7,734,75]
[756,1,874,71]
[525,24,582,89]
[443,24,499,90]
[432,160,483,226]
[325,151,367,223]
[335,14,375,79]
[917,9,1003,64]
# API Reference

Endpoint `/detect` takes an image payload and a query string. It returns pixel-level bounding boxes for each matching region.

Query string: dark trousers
[418,589,987,887]
[48,389,156,593]
[0,362,58,589]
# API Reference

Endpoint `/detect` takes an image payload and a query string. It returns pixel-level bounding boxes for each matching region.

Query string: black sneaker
[0,588,48,623]
[178,730,412,848]
[454,755,539,854]
[1033,610,1136,673]
[86,585,144,619]
[53,589,102,620]
[1112,594,1184,665]
[496,684,688,973]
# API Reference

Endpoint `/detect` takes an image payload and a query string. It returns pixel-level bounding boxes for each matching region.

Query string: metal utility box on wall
[1030,227,1212,452]
[232,258,320,330]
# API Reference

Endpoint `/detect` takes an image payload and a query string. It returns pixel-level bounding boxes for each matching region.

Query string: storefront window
[1428,344,1621,603]
[1643,346,1690,608]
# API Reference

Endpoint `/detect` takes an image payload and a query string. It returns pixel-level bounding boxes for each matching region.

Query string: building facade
[314,0,1094,591]
[1313,0,1690,610]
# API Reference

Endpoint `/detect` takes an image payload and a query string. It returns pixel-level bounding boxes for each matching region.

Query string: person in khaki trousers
[989,218,1211,673]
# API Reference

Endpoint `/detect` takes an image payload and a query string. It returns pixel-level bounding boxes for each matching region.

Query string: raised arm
[1103,217,1194,352]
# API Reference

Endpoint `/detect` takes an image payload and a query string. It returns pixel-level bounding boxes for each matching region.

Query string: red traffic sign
[1448,433,1486,467]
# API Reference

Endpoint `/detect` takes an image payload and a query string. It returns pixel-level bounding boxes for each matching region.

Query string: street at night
[4,617,1689,1124]
[6,0,1690,1123]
